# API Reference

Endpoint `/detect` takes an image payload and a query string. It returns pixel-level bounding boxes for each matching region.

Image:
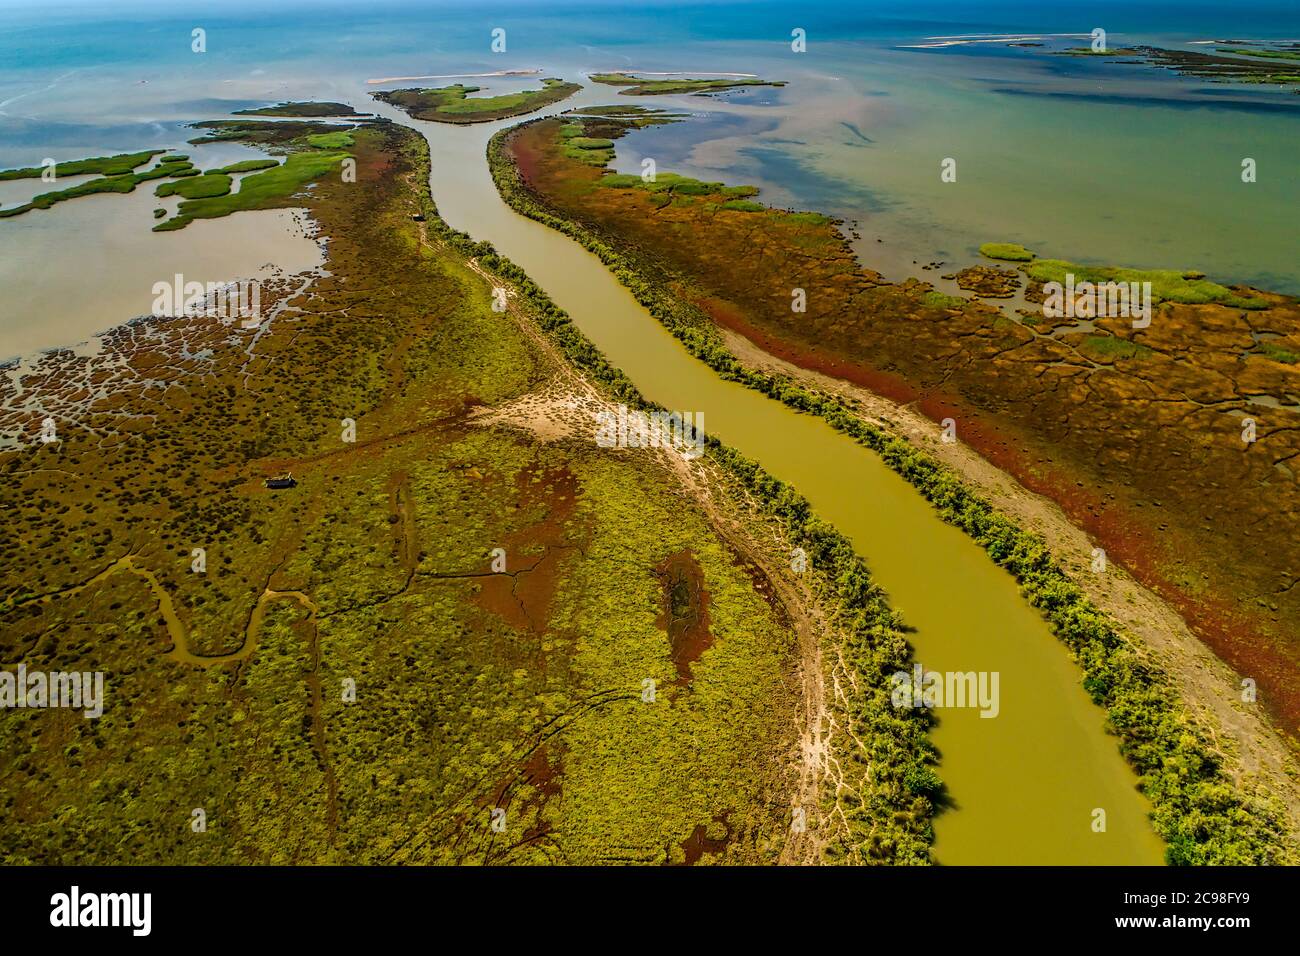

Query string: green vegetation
[598,170,765,205]
[489,118,1297,865]
[570,105,669,116]
[558,126,616,165]
[305,131,354,149]
[0,174,134,217]
[154,135,350,231]
[131,160,196,183]
[0,152,204,219]
[590,73,786,95]
[0,147,296,222]
[155,173,232,200]
[1217,47,1300,61]
[1082,335,1153,360]
[785,210,832,226]
[565,136,614,150]
[1024,258,1265,309]
[922,290,966,309]
[372,78,581,124]
[1058,47,1139,56]
[212,159,280,174]
[0,149,164,181]
[979,242,1036,262]
[1259,342,1299,364]
[234,101,361,117]
[981,242,1264,308]
[1115,45,1300,91]
[0,155,201,218]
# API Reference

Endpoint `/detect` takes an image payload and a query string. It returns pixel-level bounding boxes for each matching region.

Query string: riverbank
[410,140,943,863]
[489,114,1298,862]
[373,91,1172,863]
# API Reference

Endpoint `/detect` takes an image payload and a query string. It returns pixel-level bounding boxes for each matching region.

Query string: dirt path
[452,247,837,862]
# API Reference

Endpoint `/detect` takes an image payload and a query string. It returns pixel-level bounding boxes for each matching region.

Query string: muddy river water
[369,89,1166,865]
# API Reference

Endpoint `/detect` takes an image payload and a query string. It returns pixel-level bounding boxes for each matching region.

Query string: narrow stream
[370,89,1166,865]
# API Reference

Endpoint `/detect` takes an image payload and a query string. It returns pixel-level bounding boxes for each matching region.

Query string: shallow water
[3,2,1298,363]
[369,89,1166,864]
[0,138,324,362]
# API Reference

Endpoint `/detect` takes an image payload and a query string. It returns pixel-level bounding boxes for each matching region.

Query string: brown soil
[653,550,713,682]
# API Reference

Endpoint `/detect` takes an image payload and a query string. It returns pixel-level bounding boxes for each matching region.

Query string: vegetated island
[0,113,936,866]
[0,150,174,218]
[589,72,786,95]
[0,119,360,230]
[1055,47,1140,57]
[1053,43,1300,90]
[155,121,359,231]
[491,105,1300,863]
[371,77,581,123]
[233,101,364,117]
[1215,46,1300,62]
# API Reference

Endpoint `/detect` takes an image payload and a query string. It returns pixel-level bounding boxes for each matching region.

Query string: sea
[1,0,1298,360]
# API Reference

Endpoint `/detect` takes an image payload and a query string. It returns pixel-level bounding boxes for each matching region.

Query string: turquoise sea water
[1,0,1297,356]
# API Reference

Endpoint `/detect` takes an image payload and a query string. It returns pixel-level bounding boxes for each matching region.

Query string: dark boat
[265,473,297,489]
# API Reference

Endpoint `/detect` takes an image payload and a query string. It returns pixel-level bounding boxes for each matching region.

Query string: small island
[0,121,359,231]
[589,72,785,95]
[233,101,364,117]
[1052,44,1300,91]
[0,150,176,219]
[371,77,580,123]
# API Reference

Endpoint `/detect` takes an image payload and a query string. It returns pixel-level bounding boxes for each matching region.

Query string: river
[369,88,1166,865]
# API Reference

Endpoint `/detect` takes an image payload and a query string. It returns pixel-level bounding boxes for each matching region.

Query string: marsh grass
[979,242,1035,262]
[1025,258,1265,309]
[155,149,350,231]
[590,73,786,95]
[373,78,580,124]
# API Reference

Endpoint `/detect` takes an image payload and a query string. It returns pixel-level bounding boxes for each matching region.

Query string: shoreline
[365,69,543,85]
